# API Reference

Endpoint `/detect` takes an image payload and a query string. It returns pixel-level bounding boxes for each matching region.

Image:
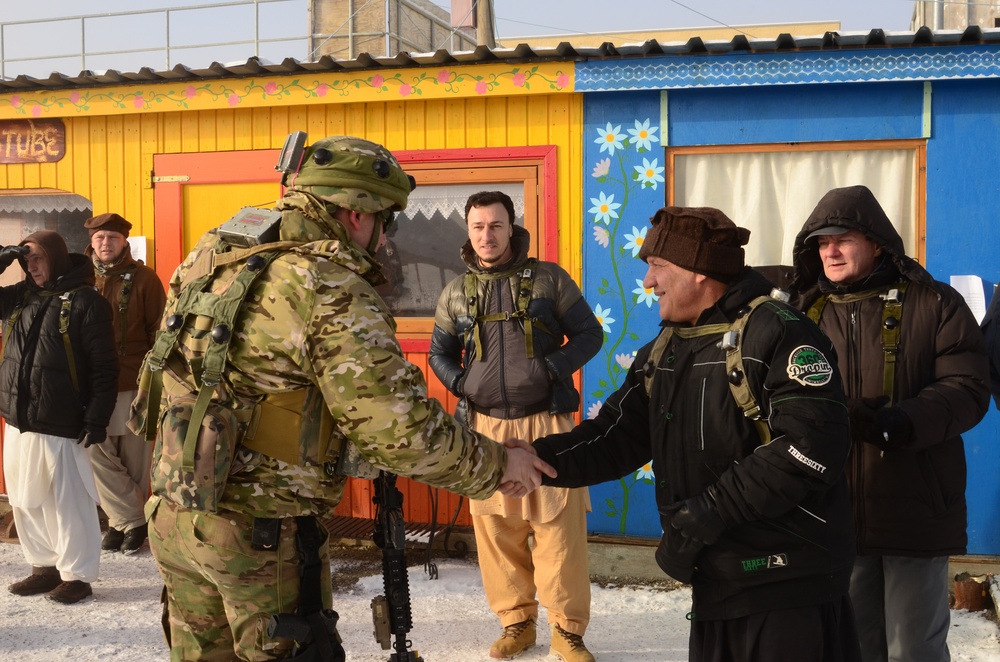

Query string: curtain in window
[673,148,918,268]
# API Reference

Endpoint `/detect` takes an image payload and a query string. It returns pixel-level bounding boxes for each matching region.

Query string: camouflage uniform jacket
[141,191,506,518]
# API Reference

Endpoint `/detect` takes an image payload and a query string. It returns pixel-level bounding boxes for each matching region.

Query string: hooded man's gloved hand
[0,245,28,271]
[848,396,913,450]
[875,405,914,450]
[77,427,107,448]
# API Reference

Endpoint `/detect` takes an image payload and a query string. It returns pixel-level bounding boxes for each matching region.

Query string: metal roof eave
[1,27,999,94]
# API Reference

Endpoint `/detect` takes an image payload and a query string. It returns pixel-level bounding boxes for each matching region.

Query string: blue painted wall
[581,79,1000,553]
[926,79,1000,554]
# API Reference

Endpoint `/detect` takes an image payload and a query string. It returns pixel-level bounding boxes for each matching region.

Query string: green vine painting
[583,115,665,535]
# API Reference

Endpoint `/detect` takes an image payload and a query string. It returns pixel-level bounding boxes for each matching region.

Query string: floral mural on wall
[1,64,572,119]
[582,94,667,537]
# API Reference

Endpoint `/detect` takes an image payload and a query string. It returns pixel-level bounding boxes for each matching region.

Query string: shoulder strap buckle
[879,287,904,305]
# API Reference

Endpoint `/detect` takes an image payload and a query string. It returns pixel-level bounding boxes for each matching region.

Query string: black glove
[669,488,727,546]
[77,427,107,448]
[848,397,912,450]
[0,245,27,271]
[875,406,914,450]
[655,525,703,584]
[848,397,888,445]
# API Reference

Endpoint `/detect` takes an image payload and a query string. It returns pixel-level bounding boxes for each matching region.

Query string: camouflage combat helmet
[290,136,412,213]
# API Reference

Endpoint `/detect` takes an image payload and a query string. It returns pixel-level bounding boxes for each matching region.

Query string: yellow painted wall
[0,66,583,279]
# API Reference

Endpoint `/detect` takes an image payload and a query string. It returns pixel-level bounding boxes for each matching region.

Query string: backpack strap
[721,295,773,445]
[113,263,139,357]
[806,282,908,403]
[140,245,289,450]
[644,295,774,445]
[3,286,87,391]
[465,258,553,360]
[878,283,907,405]
[58,288,85,392]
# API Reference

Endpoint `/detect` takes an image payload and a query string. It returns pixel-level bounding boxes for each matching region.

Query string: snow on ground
[1,540,999,661]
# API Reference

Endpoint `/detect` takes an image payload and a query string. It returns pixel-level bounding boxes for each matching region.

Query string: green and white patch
[786,345,833,386]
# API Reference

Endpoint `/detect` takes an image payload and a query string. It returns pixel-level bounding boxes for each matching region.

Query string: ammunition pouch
[151,391,245,513]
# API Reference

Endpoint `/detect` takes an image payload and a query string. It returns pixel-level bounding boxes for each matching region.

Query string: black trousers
[689,595,862,662]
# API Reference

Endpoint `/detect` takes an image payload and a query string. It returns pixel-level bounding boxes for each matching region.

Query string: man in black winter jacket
[530,207,861,662]
[0,231,118,605]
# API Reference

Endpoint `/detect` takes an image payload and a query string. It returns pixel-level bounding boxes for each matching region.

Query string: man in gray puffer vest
[430,190,603,661]
[790,185,989,662]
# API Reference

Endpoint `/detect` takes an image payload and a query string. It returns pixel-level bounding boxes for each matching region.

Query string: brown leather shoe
[46,580,93,604]
[550,623,596,662]
[489,617,536,659]
[8,567,61,596]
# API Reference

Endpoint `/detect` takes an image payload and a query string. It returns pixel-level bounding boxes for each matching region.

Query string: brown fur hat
[638,206,750,282]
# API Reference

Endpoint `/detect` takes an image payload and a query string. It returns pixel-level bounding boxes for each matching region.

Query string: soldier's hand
[502,437,536,454]
[77,427,107,448]
[499,444,557,498]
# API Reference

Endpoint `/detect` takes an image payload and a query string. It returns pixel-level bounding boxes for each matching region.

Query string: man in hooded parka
[0,231,118,605]
[789,185,989,662]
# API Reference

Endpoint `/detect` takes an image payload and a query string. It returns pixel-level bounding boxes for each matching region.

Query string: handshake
[497,438,557,498]
[0,244,29,270]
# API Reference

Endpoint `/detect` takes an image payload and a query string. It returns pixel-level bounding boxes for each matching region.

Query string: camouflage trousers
[148,497,333,662]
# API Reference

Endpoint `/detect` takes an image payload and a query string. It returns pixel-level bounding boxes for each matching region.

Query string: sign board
[0,119,65,164]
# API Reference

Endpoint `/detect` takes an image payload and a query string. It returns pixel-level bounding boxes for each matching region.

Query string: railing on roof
[0,0,471,81]
[0,0,308,80]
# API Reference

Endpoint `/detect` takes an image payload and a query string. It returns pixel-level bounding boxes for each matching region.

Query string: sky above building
[438,0,916,36]
[0,0,919,79]
[0,0,917,32]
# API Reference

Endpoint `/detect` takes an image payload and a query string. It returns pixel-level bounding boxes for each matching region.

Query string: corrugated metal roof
[2,26,999,94]
[0,188,91,214]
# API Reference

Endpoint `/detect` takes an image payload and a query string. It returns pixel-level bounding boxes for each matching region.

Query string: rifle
[370,471,424,662]
[265,516,346,661]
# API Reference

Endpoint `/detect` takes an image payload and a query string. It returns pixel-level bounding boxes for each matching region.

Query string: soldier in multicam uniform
[133,135,555,662]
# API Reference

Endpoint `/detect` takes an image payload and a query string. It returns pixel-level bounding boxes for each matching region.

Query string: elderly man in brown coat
[790,185,989,662]
[84,213,166,554]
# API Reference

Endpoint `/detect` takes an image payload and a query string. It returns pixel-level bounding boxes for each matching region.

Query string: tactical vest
[464,258,553,360]
[4,286,88,391]
[643,295,778,445]
[805,282,907,405]
[136,237,345,512]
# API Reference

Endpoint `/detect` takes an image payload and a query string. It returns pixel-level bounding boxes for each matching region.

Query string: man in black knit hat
[530,206,862,661]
